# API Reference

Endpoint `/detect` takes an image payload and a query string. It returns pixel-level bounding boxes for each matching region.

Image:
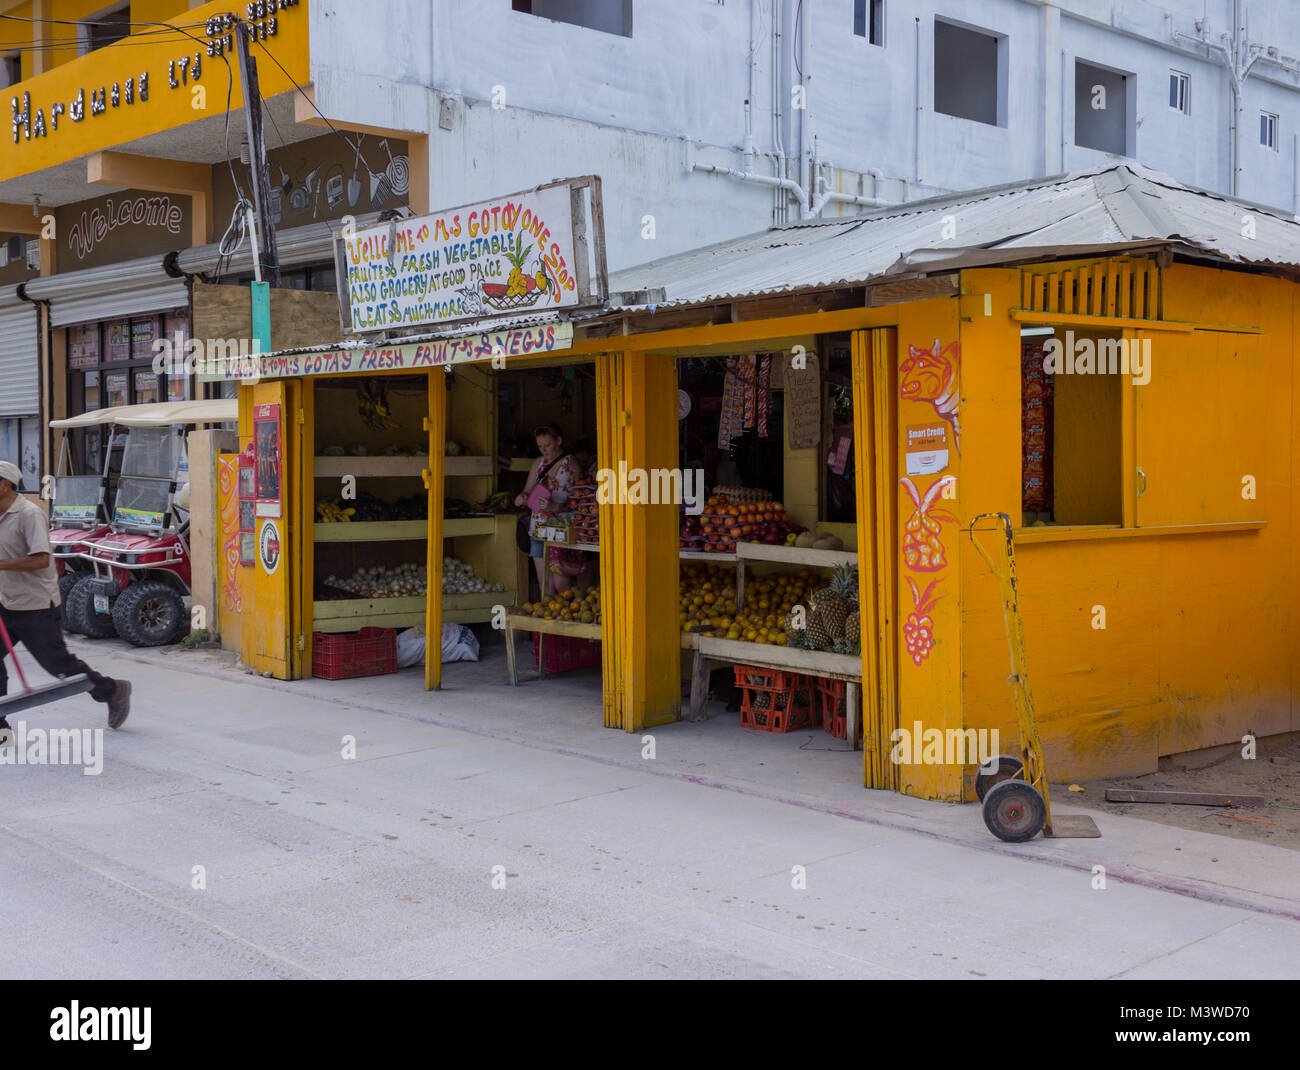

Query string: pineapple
[505,235,534,296]
[809,586,847,642]
[845,610,861,647]
[805,605,834,650]
[830,563,860,608]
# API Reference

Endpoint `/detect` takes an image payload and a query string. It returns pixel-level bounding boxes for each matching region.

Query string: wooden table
[688,635,863,749]
[504,613,602,685]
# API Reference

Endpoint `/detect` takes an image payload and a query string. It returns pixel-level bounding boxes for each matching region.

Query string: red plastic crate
[532,632,602,674]
[312,627,398,680]
[734,665,816,732]
[816,678,862,741]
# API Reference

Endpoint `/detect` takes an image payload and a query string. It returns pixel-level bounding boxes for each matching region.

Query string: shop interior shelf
[315,520,428,542]
[443,590,515,623]
[443,516,496,537]
[313,595,426,633]
[680,548,739,563]
[508,458,535,472]
[693,634,862,679]
[734,541,858,569]
[313,455,493,478]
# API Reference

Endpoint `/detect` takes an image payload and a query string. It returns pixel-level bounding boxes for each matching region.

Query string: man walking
[0,460,130,737]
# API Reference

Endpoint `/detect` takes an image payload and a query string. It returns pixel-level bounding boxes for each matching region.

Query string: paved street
[2,638,1298,980]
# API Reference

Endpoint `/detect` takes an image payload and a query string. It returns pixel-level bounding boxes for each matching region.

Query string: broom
[0,614,93,717]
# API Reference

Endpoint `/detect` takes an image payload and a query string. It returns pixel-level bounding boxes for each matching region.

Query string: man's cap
[0,460,22,489]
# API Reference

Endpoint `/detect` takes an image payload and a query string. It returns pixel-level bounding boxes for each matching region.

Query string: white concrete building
[308,0,1300,272]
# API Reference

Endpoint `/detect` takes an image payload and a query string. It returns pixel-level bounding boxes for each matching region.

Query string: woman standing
[514,424,576,594]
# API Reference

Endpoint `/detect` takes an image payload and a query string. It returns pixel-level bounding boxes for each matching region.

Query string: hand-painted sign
[197,322,574,382]
[337,177,605,331]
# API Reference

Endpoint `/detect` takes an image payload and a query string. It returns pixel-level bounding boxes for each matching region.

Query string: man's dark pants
[0,603,116,706]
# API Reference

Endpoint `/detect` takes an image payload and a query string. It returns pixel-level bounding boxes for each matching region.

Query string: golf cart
[51,399,236,647]
[46,408,122,621]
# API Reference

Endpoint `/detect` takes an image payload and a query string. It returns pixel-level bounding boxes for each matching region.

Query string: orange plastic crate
[734,665,816,732]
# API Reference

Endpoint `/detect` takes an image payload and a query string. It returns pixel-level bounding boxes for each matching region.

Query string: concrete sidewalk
[1,635,1297,979]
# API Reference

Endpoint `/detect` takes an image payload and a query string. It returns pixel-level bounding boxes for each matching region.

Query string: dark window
[1261,111,1278,150]
[512,0,632,38]
[1075,60,1131,155]
[854,0,884,45]
[84,3,131,53]
[934,20,1001,126]
[1169,70,1189,114]
[1,52,20,89]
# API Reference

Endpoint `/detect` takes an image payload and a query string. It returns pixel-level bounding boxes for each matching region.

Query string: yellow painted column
[424,369,447,690]
[596,353,626,728]
[619,353,682,730]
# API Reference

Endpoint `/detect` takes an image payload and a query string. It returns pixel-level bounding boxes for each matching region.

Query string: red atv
[46,411,119,628]
[66,400,233,646]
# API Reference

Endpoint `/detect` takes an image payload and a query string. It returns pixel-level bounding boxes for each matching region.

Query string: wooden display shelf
[315,520,427,542]
[444,516,496,537]
[735,542,858,568]
[508,457,534,472]
[313,595,425,633]
[688,634,863,748]
[503,611,694,685]
[680,548,739,563]
[313,455,492,478]
[444,590,515,623]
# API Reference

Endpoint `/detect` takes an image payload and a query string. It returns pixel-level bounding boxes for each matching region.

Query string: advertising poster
[253,403,282,519]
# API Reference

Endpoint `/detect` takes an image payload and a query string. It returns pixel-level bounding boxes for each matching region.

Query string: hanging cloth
[740,353,757,430]
[718,358,743,450]
[756,354,771,437]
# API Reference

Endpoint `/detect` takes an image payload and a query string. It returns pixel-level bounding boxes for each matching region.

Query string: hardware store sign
[196,323,574,382]
[338,180,600,331]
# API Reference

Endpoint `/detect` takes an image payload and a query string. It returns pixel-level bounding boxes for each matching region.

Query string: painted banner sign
[197,322,574,382]
[336,178,604,332]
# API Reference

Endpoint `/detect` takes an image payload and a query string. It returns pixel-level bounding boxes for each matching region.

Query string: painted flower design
[904,577,942,666]
[900,475,957,573]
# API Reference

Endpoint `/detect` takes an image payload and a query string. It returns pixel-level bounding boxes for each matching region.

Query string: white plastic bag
[395,624,480,667]
[396,627,426,668]
[442,623,479,663]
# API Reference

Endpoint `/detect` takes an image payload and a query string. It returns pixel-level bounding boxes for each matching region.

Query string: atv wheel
[66,575,118,639]
[112,581,186,647]
[58,572,82,632]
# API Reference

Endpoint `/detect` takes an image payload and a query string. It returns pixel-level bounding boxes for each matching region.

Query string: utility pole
[235,19,280,287]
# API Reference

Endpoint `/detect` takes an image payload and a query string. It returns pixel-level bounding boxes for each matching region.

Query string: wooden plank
[443,517,495,537]
[314,595,426,620]
[694,635,863,680]
[506,614,603,641]
[688,651,714,721]
[314,520,428,542]
[1009,310,1196,333]
[736,541,858,569]
[1104,789,1267,807]
[867,274,959,307]
[732,290,860,320]
[313,612,425,633]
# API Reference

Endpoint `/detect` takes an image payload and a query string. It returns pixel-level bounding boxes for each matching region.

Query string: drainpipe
[744,0,757,172]
[809,162,894,215]
[690,159,807,211]
[798,0,810,209]
[913,17,921,190]
[772,0,788,222]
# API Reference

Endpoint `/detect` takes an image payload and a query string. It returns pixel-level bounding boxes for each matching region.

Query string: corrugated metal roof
[600,163,1300,313]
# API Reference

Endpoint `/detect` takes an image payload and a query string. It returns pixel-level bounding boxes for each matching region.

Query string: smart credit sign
[336,176,606,332]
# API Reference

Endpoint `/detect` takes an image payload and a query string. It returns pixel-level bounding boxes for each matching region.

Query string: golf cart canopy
[50,399,237,429]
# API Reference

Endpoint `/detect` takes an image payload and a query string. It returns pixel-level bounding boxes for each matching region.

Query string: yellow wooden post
[615,352,681,730]
[424,370,447,690]
[596,353,626,728]
[296,378,314,679]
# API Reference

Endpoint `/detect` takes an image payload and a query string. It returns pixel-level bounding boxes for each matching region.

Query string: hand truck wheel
[974,753,1025,802]
[982,778,1047,842]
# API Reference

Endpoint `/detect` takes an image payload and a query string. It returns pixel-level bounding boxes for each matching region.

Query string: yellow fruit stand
[209,166,1300,800]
